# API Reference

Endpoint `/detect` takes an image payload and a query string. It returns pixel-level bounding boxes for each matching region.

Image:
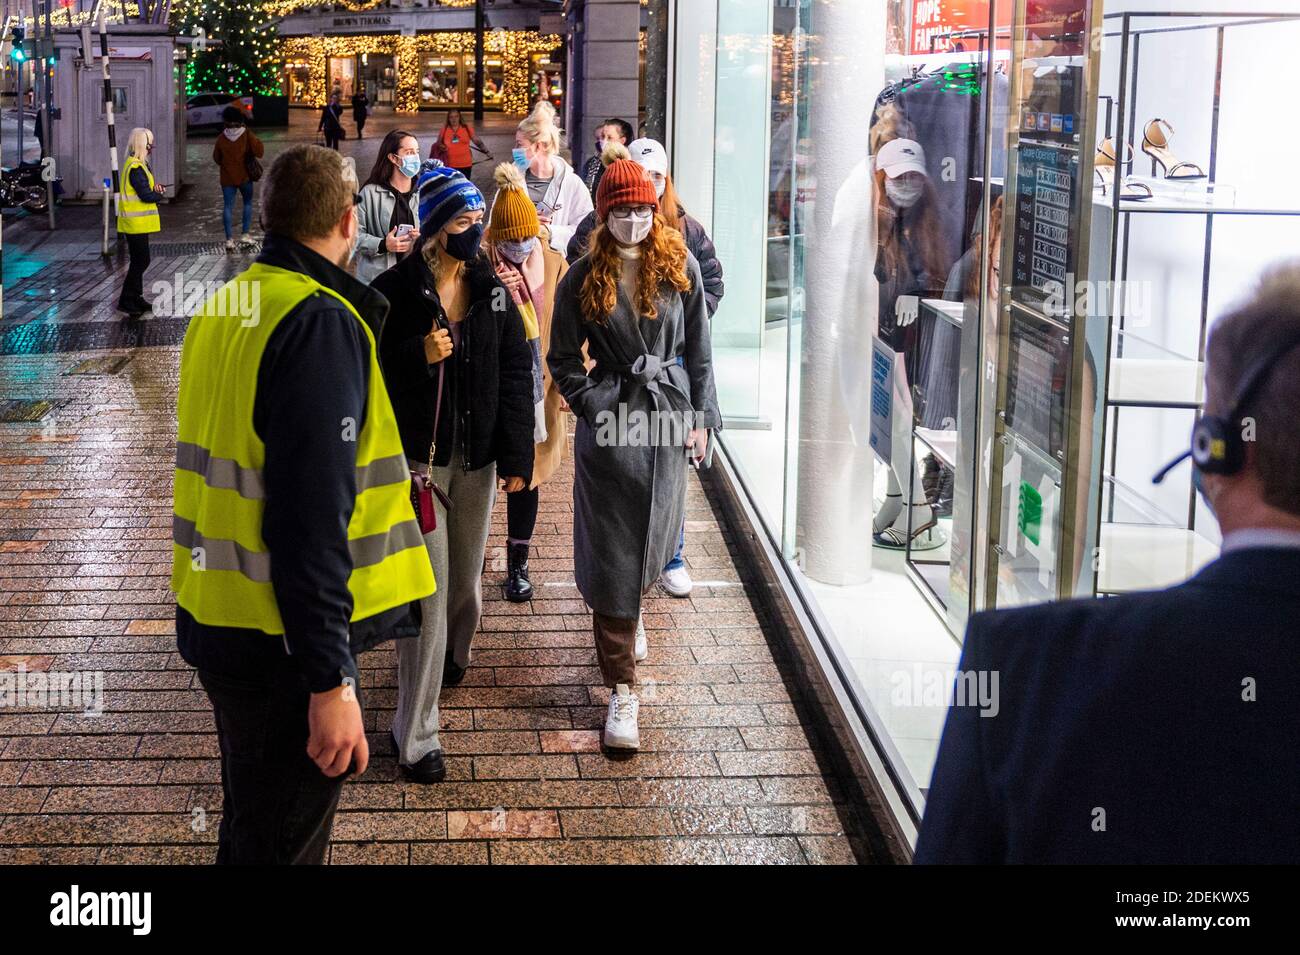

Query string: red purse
[410,360,452,533]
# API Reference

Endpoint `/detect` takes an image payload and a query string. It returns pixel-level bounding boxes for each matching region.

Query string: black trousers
[324,133,341,150]
[198,659,350,865]
[120,232,151,309]
[507,485,539,543]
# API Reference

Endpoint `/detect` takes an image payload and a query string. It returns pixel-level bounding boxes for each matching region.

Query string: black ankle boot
[505,541,533,602]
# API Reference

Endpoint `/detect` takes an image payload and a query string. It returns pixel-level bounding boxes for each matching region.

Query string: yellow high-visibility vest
[117,156,161,234]
[171,262,435,634]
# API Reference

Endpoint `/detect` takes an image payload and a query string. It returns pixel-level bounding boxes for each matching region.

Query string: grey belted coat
[547,252,721,619]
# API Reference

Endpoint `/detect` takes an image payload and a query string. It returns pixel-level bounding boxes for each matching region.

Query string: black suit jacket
[915,547,1300,864]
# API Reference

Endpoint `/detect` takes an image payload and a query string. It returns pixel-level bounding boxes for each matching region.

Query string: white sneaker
[224,238,237,253]
[239,232,255,248]
[634,614,647,662]
[604,684,640,750]
[660,565,693,597]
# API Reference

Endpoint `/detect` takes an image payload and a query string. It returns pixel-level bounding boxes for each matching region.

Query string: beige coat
[533,229,570,488]
[487,225,570,489]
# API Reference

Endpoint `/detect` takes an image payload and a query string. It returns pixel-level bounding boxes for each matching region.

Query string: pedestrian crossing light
[9,26,25,63]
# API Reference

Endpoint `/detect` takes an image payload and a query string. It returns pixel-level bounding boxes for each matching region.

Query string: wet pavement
[0,109,868,864]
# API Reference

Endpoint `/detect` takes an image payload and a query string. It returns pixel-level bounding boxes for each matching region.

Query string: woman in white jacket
[354,128,422,283]
[514,101,593,256]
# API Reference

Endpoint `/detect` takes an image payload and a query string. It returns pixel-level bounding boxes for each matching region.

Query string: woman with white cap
[871,135,952,550]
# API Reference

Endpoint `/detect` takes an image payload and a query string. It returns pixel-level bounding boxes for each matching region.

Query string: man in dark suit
[915,263,1300,864]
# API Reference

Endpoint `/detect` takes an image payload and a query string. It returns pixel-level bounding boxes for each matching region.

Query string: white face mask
[497,236,537,264]
[607,209,654,246]
[885,177,924,209]
[223,127,245,142]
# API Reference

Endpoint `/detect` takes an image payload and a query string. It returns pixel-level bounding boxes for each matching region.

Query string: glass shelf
[1106,330,1204,408]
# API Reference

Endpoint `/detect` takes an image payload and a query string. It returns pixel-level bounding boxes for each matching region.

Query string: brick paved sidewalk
[0,109,870,864]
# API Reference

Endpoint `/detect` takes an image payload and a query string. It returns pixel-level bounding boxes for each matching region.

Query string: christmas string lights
[277,30,561,114]
[267,0,474,13]
[175,0,281,96]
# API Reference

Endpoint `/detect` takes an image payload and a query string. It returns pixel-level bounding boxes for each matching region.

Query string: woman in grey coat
[547,157,720,751]
[354,129,422,284]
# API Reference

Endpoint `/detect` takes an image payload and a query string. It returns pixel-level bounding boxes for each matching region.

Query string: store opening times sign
[910,0,1012,54]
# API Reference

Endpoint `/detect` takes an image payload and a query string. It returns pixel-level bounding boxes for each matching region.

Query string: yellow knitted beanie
[489,163,541,241]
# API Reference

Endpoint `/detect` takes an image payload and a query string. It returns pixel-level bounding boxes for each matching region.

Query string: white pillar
[794,0,886,585]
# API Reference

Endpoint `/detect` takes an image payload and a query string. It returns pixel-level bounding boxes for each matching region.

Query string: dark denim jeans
[221,181,254,239]
[198,659,351,864]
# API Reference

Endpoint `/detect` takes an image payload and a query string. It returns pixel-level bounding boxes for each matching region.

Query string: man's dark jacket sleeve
[254,298,369,693]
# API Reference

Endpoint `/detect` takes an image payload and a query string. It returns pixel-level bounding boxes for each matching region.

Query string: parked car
[186,93,253,129]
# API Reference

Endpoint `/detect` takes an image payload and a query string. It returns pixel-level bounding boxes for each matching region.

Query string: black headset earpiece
[1189,413,1240,475]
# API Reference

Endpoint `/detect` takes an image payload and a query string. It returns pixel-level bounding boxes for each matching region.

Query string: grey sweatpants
[393,440,497,763]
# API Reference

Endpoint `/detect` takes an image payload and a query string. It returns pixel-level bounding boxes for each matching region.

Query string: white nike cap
[627,138,669,177]
[876,138,928,178]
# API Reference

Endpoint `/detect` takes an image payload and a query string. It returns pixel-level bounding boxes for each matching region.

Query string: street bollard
[101,176,110,256]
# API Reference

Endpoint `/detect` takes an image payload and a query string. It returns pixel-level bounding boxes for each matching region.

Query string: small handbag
[410,357,452,533]
[430,135,451,165]
[244,136,263,183]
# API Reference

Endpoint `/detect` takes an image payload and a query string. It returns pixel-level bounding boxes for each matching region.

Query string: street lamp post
[473,0,484,123]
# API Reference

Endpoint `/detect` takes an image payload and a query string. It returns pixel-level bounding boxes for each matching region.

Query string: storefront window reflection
[675,0,1011,825]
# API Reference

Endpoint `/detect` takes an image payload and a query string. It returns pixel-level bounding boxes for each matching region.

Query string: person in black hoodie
[372,164,534,783]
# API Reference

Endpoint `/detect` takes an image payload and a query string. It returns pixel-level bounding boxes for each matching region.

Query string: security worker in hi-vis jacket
[171,145,435,865]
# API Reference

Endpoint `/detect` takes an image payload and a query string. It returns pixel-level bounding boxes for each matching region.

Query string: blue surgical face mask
[497,236,537,264]
[1192,466,1216,517]
[398,154,421,178]
[512,147,529,172]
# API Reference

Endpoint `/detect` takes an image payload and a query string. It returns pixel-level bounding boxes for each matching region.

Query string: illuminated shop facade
[272,0,565,113]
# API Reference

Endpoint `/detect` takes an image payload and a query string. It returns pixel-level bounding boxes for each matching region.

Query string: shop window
[327,56,356,99]
[422,56,461,106]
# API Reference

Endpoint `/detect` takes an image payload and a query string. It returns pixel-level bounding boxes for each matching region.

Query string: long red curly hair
[580,213,690,323]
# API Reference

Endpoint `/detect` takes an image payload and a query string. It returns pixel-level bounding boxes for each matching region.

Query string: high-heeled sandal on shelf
[1141,118,1206,180]
[1095,138,1153,200]
[872,516,947,552]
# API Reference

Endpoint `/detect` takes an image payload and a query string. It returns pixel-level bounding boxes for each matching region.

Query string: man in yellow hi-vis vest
[172,144,434,864]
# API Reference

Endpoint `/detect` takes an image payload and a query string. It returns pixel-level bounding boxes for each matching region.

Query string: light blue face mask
[1192,466,1216,518]
[497,236,537,264]
[398,154,421,178]
[512,147,530,172]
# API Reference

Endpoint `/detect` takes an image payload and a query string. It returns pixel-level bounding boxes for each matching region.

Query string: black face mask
[441,222,484,261]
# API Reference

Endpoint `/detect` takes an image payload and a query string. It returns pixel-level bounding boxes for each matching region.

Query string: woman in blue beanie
[373,162,535,783]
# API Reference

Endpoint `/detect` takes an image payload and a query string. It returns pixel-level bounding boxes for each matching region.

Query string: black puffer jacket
[373,244,535,484]
[566,207,725,316]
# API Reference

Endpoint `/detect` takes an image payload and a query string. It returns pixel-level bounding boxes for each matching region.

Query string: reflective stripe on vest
[174,441,410,500]
[171,262,435,635]
[117,157,161,234]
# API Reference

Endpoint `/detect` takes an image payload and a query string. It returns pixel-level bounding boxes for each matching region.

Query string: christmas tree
[174,0,280,96]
